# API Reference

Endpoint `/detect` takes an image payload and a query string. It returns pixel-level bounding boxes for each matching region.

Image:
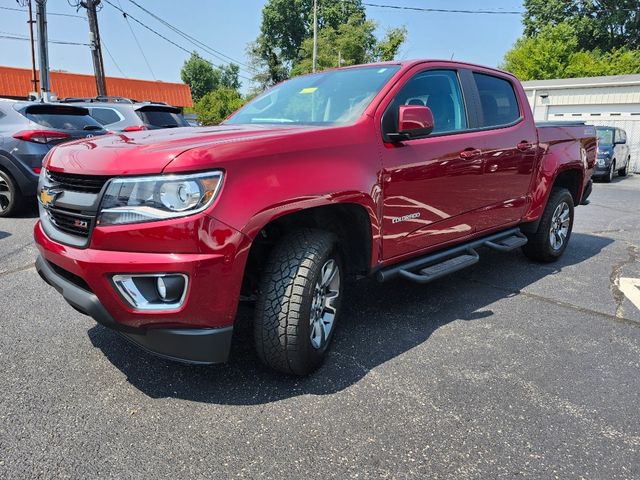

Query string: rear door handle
[517,141,533,151]
[460,148,482,159]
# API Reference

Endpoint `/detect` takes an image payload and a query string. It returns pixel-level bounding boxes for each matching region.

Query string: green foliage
[180,52,242,102]
[501,23,640,80]
[194,88,246,126]
[523,0,640,52]
[180,52,217,102]
[250,0,406,87]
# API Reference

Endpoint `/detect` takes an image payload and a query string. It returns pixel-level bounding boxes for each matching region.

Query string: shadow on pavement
[88,232,613,405]
[0,231,11,240]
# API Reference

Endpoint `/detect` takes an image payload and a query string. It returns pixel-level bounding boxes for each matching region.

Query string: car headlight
[597,158,606,167]
[97,171,223,226]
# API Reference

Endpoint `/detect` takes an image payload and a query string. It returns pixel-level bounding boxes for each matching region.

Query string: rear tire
[254,229,343,375]
[522,188,574,263]
[618,160,628,177]
[0,170,22,217]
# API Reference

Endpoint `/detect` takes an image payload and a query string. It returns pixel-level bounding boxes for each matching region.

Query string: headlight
[97,171,223,226]
[597,158,606,167]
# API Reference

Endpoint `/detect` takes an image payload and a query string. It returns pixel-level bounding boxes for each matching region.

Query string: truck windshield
[596,129,613,145]
[226,65,400,126]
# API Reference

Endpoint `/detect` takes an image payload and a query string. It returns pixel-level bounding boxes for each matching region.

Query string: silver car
[61,97,190,132]
[0,99,107,216]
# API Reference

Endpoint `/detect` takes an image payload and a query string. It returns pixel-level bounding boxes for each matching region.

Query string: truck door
[379,68,488,261]
[469,71,538,230]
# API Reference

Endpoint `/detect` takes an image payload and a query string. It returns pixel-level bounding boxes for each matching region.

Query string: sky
[0,0,525,92]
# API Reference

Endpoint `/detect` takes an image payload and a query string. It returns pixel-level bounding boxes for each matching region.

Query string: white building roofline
[522,74,640,91]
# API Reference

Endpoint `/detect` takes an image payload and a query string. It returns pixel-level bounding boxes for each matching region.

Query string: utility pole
[27,0,39,95]
[82,0,107,96]
[312,0,318,73]
[35,0,50,101]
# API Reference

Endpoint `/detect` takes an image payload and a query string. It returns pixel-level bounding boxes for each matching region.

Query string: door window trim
[466,70,524,132]
[380,68,475,142]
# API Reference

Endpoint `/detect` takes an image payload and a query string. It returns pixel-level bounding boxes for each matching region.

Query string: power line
[126,0,256,73]
[361,3,523,15]
[101,0,252,81]
[0,33,88,46]
[116,0,156,79]
[0,5,85,19]
[101,38,127,78]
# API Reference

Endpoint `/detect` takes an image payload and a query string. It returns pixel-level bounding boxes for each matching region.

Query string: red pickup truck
[34,60,595,375]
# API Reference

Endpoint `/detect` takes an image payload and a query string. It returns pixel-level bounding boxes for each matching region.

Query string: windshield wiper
[83,125,102,131]
[161,124,179,128]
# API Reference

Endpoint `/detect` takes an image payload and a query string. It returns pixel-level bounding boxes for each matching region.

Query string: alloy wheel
[0,175,12,212]
[309,259,341,349]
[549,201,570,251]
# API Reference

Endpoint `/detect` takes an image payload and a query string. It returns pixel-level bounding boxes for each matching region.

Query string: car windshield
[226,65,400,126]
[597,129,613,145]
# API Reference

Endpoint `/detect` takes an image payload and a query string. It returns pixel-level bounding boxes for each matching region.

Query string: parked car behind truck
[594,126,631,182]
[34,60,595,375]
[61,96,190,132]
[0,100,107,216]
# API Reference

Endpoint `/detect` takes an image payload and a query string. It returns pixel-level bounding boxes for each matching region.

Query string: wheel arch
[240,202,375,296]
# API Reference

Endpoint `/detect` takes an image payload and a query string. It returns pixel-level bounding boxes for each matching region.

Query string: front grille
[47,170,111,193]
[47,207,93,237]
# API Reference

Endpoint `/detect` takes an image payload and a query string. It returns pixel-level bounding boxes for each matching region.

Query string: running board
[376,227,528,284]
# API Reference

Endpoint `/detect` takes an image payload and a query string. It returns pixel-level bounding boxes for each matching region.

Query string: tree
[194,88,246,126]
[249,0,406,87]
[501,23,640,80]
[180,52,242,102]
[180,52,217,102]
[501,23,579,80]
[522,0,640,51]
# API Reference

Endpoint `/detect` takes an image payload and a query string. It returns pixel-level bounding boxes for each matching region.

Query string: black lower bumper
[35,255,233,365]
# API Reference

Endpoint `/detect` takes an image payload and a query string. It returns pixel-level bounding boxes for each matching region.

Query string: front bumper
[34,217,250,364]
[35,255,233,364]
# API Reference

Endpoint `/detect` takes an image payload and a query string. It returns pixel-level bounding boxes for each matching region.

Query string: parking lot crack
[0,262,35,278]
[609,243,639,318]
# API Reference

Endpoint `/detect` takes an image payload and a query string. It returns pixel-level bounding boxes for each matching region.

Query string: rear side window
[135,108,188,128]
[90,107,122,126]
[474,73,520,128]
[23,106,103,131]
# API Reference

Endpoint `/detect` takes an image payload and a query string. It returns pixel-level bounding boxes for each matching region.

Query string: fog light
[156,275,185,303]
[112,273,188,311]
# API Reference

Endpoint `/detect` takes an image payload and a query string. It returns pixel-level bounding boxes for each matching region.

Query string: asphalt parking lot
[1,176,639,479]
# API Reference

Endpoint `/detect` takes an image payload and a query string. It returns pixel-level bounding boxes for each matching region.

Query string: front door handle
[460,148,482,159]
[517,141,533,151]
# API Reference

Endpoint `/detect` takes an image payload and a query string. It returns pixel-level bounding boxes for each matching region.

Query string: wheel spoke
[321,260,337,287]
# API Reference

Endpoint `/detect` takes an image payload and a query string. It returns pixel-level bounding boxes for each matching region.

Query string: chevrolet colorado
[34,61,596,375]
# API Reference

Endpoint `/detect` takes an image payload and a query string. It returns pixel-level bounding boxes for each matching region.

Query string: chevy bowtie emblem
[39,188,60,208]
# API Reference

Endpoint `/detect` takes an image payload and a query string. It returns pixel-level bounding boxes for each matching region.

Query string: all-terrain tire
[0,170,22,218]
[522,188,574,263]
[254,229,342,375]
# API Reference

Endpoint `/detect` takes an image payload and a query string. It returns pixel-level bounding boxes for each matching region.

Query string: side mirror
[390,105,434,142]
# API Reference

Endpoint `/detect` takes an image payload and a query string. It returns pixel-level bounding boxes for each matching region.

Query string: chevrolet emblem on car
[39,187,60,208]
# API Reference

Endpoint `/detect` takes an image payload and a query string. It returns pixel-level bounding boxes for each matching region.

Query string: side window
[383,70,467,136]
[0,108,5,120]
[473,73,520,128]
[90,107,122,126]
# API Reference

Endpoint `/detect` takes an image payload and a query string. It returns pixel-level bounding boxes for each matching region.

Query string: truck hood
[45,124,317,176]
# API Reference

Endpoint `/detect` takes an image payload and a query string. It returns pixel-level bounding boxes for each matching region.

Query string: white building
[522,74,640,172]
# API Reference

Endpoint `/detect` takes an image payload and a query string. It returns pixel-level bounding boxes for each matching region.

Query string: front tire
[522,188,574,263]
[0,170,22,217]
[603,161,615,183]
[254,229,342,375]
